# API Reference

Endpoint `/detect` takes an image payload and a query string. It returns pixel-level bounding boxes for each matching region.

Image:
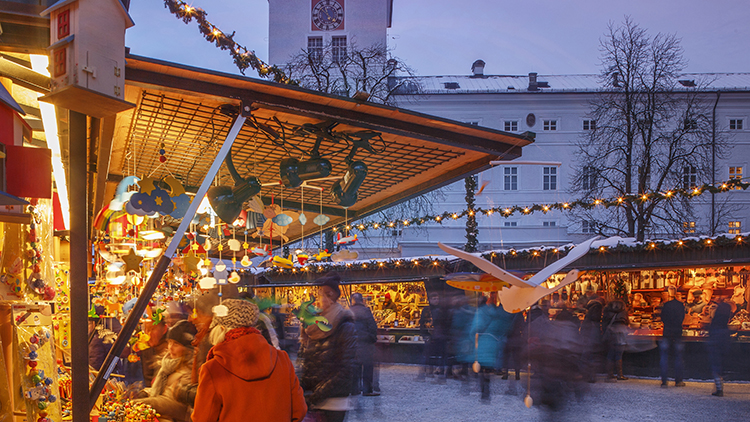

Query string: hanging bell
[280,157,332,188]
[330,161,367,207]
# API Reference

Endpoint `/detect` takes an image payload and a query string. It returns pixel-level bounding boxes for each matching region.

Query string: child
[135,320,196,422]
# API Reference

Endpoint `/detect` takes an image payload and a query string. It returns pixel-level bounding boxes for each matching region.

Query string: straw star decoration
[122,248,143,273]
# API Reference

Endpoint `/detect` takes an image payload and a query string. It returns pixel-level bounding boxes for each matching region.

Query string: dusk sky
[126,0,750,77]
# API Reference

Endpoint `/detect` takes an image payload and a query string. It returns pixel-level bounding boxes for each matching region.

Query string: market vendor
[141,318,169,386]
[687,289,708,315]
[382,293,398,313]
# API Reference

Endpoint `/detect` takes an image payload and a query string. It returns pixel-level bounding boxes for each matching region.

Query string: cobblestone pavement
[347,364,750,422]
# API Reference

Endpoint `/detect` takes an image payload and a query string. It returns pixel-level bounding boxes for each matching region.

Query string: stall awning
[104,54,533,248]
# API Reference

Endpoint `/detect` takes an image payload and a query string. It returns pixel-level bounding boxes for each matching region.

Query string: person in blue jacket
[470,292,514,403]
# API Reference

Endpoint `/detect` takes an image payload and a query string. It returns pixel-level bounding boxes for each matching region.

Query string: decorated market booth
[0,1,533,418]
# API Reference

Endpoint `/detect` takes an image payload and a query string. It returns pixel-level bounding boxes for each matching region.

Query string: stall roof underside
[105,55,532,247]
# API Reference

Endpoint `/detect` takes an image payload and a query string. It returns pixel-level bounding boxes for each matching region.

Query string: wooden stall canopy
[100,54,534,251]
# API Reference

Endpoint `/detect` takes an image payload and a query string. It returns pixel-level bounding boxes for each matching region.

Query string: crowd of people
[85,272,738,421]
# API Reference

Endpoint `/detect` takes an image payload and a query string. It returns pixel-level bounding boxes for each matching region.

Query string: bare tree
[572,17,731,241]
[283,41,421,105]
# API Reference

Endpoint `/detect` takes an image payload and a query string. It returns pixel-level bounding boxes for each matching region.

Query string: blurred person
[602,300,629,382]
[417,292,450,382]
[551,292,565,309]
[298,272,357,422]
[382,293,398,312]
[471,292,512,404]
[239,290,280,348]
[88,312,113,371]
[501,310,526,390]
[580,286,605,383]
[350,293,379,396]
[707,299,733,396]
[192,299,307,422]
[271,304,289,352]
[450,294,476,384]
[660,287,686,387]
[135,320,197,422]
[141,317,170,386]
[529,306,586,413]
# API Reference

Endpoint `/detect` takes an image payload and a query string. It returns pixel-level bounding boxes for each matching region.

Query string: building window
[543,221,556,227]
[682,166,697,189]
[729,119,744,130]
[57,9,70,39]
[730,166,743,189]
[53,48,66,77]
[504,221,517,227]
[504,167,518,191]
[582,220,596,234]
[728,221,742,234]
[683,221,696,234]
[583,166,597,190]
[332,36,347,64]
[543,167,557,190]
[583,119,596,130]
[543,120,557,131]
[307,37,323,62]
[504,120,518,132]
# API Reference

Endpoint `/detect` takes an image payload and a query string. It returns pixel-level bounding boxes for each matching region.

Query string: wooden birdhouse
[39,0,135,118]
[0,81,51,199]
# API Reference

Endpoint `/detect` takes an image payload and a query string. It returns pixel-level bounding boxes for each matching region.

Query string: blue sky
[125,0,750,77]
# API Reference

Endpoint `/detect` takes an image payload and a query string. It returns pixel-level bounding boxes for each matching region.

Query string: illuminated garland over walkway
[337,178,750,233]
[162,0,295,84]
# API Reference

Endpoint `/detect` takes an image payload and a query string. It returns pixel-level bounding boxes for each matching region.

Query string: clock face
[312,0,344,31]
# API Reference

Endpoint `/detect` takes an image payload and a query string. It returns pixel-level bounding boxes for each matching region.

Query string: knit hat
[317,271,341,299]
[213,299,259,330]
[166,320,198,348]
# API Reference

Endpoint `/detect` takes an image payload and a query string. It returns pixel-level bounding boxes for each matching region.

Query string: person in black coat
[349,293,379,396]
[298,272,357,422]
[660,289,686,387]
[602,300,629,381]
[707,299,733,396]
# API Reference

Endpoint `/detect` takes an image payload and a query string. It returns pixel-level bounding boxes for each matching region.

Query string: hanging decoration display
[16,309,61,422]
[162,0,294,83]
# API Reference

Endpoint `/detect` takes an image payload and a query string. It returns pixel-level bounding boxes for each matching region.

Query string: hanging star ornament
[122,248,144,273]
[183,250,201,272]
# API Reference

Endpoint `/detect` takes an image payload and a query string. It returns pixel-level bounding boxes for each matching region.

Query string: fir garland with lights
[162,0,295,84]
[336,178,750,234]
[464,176,478,252]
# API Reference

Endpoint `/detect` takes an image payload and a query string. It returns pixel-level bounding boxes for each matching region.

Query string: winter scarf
[150,350,192,397]
[305,303,349,341]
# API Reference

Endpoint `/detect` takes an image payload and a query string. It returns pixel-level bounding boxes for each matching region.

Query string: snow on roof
[397,73,750,94]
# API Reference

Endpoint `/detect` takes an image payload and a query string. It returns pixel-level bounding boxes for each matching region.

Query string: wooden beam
[0,56,50,93]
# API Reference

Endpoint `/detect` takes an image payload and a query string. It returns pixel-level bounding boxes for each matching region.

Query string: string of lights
[162,0,295,84]
[334,178,750,233]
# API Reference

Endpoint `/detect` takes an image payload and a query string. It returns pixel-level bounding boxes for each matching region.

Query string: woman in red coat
[192,299,307,422]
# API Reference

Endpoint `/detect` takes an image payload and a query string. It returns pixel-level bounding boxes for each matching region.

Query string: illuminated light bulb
[433,261,439,266]
[403,220,409,225]
[292,268,297,273]
[736,236,743,242]
[523,208,530,214]
[641,195,648,201]
[706,239,712,245]
[487,210,493,215]
[491,252,497,257]
[362,264,367,268]
[543,206,550,212]
[333,227,338,232]
[346,225,351,230]
[562,203,569,208]
[373,223,379,229]
[452,214,459,219]
[693,188,700,195]
[504,208,511,214]
[412,260,418,265]
[599,246,606,252]
[510,250,517,255]
[665,191,673,197]
[553,249,559,253]
[395,261,401,266]
[650,243,656,249]
[435,216,441,221]
[617,197,624,203]
[359,225,365,230]
[468,211,474,216]
[389,222,395,227]
[184,5,193,13]
[532,251,539,256]
[379,262,384,267]
[678,241,684,246]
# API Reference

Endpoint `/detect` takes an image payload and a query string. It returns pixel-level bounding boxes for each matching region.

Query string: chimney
[471,60,485,77]
[528,72,538,91]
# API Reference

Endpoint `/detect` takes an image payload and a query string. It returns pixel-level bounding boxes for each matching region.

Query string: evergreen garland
[464,176,478,252]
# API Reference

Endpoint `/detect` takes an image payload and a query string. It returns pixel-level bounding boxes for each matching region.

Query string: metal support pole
[87,114,247,410]
[69,110,89,422]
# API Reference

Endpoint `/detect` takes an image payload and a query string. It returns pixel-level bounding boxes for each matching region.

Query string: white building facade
[267,2,750,258]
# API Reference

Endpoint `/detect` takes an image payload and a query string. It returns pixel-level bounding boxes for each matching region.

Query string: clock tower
[268,0,393,67]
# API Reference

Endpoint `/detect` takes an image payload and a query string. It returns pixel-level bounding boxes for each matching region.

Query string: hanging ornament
[240,255,252,267]
[313,215,330,226]
[228,271,240,284]
[182,250,201,272]
[121,248,143,273]
[228,238,241,251]
[299,213,308,225]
